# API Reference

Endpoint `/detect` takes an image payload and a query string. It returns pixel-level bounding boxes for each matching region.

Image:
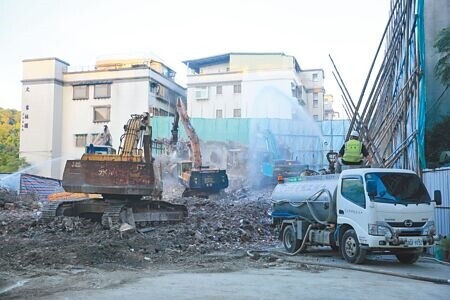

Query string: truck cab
[272,168,441,264]
[336,168,439,263]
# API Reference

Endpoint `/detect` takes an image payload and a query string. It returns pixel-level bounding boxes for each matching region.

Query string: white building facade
[183,53,325,120]
[20,57,186,178]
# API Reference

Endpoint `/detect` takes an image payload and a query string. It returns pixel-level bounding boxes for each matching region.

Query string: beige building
[183,53,326,120]
[323,94,338,120]
[20,57,186,178]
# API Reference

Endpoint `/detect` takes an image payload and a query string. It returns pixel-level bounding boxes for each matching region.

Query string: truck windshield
[365,172,431,204]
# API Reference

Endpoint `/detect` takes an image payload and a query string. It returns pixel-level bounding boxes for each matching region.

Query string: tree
[425,27,450,167]
[434,27,450,86]
[0,108,28,172]
[425,116,450,167]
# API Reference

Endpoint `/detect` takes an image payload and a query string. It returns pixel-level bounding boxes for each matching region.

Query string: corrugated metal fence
[423,167,450,238]
[20,174,64,202]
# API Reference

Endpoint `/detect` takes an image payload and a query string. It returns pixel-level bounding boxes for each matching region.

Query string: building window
[159,109,169,116]
[24,114,29,119]
[216,109,223,118]
[25,105,29,110]
[313,100,318,108]
[233,109,241,118]
[94,84,111,99]
[156,85,167,99]
[151,107,159,116]
[313,115,318,121]
[233,84,241,94]
[73,85,89,100]
[313,92,318,100]
[75,134,87,147]
[24,123,28,128]
[194,86,208,100]
[93,106,110,123]
[216,85,222,95]
[150,82,160,94]
[91,133,99,143]
[313,73,318,81]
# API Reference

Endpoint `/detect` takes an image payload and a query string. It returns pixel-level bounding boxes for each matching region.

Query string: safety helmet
[350,130,359,137]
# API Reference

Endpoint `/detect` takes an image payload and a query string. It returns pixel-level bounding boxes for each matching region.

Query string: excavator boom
[176,99,202,169]
[174,98,228,197]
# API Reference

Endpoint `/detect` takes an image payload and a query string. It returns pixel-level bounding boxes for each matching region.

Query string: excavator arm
[119,114,148,157]
[176,98,202,169]
[170,110,179,146]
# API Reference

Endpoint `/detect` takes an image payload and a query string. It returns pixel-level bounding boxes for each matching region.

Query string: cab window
[341,177,365,208]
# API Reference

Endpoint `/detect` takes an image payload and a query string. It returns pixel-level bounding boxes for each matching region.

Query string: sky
[0,0,390,117]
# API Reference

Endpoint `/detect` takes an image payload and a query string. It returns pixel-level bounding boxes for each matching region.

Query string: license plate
[406,238,423,247]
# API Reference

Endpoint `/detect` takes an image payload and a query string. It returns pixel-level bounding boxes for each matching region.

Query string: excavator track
[100,200,188,229]
[101,203,126,229]
[41,201,64,220]
[41,198,187,230]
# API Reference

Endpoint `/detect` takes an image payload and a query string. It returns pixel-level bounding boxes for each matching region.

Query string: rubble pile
[0,183,278,272]
[0,188,41,212]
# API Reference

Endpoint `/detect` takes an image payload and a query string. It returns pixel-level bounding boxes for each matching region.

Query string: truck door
[337,176,368,241]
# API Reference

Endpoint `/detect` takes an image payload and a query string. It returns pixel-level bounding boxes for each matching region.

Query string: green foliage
[434,27,450,85]
[425,116,450,166]
[0,107,28,172]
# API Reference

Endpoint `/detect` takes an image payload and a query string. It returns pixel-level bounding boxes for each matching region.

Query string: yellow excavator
[175,99,229,197]
[42,113,187,228]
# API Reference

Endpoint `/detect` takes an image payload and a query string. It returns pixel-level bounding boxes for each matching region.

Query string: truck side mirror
[434,190,442,206]
[366,180,377,198]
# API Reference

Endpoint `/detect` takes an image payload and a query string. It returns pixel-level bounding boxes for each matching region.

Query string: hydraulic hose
[291,224,312,255]
[246,249,450,285]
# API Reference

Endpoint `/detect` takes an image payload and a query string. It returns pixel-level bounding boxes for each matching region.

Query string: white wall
[242,70,298,119]
[187,69,302,119]
[200,63,229,74]
[60,79,150,162]
[20,58,68,178]
[185,54,325,120]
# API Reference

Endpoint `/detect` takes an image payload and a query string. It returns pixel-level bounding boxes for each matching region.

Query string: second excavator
[42,113,187,228]
[174,98,229,197]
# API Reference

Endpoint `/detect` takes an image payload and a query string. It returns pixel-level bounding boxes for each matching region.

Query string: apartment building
[183,53,325,120]
[323,94,338,120]
[20,57,186,178]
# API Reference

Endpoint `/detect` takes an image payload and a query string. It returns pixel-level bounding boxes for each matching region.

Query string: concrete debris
[119,223,135,238]
[0,182,277,272]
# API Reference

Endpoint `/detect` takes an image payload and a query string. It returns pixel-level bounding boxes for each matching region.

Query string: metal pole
[347,0,401,141]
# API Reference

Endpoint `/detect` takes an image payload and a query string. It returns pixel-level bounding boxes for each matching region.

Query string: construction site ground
[1,177,449,299]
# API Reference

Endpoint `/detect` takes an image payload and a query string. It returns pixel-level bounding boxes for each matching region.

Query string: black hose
[246,249,450,285]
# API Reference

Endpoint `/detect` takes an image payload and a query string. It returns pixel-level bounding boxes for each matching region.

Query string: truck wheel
[283,225,301,253]
[395,252,421,264]
[340,229,366,264]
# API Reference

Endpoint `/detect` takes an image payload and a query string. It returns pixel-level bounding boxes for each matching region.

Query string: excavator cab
[174,98,229,198]
[85,144,116,155]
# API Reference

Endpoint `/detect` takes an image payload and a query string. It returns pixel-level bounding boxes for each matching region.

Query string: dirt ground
[1,177,449,299]
[0,176,285,297]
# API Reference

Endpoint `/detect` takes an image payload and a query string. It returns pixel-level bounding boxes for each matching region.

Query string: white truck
[271,168,442,264]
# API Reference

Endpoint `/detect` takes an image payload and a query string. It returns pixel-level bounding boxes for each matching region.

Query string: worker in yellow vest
[338,130,373,166]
